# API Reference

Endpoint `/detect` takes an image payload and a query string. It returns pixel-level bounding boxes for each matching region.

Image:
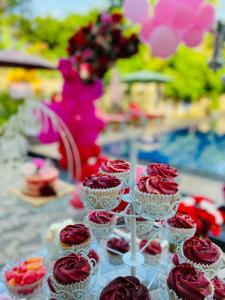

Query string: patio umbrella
[0,50,56,70]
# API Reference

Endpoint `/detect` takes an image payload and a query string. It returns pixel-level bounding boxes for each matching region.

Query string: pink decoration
[39,59,106,180]
[154,0,173,25]
[149,26,180,58]
[32,158,45,169]
[126,0,215,58]
[183,26,204,47]
[140,18,155,42]
[194,5,215,29]
[124,0,150,23]
[172,3,193,29]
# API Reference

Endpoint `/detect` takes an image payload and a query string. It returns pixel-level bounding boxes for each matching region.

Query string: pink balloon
[183,26,204,47]
[149,25,180,58]
[124,0,150,23]
[194,5,215,29]
[172,3,193,29]
[154,0,173,24]
[180,0,203,8]
[140,18,155,42]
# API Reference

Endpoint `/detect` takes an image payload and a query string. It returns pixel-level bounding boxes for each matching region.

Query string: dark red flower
[112,13,123,23]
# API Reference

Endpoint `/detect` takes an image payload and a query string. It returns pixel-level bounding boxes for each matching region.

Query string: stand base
[122,251,144,267]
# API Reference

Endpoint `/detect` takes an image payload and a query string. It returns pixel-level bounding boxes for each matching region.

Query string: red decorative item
[178,195,224,237]
[39,12,139,180]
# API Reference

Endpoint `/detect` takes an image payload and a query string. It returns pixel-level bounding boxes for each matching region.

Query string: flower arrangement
[178,195,224,237]
[67,12,139,82]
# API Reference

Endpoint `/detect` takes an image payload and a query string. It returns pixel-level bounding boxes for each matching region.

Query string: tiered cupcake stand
[78,161,181,299]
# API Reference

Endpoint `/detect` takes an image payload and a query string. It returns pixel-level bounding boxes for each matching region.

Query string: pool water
[102,128,225,180]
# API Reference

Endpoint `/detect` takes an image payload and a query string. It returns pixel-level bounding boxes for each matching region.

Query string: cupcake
[212,276,225,300]
[5,257,47,298]
[180,236,222,279]
[48,253,92,300]
[166,213,196,244]
[167,263,213,300]
[139,240,162,265]
[59,224,92,255]
[106,237,130,265]
[99,276,151,300]
[87,210,117,239]
[135,175,180,219]
[100,159,130,187]
[147,163,178,179]
[126,210,154,236]
[82,174,122,210]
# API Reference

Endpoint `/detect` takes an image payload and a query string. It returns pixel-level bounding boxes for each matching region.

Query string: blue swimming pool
[102,128,225,180]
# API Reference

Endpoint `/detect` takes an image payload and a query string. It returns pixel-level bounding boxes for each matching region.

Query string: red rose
[112,13,123,23]
[72,29,87,47]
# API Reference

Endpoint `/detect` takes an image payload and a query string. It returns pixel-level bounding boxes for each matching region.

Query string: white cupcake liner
[8,278,44,298]
[86,217,117,239]
[99,169,130,187]
[134,187,181,220]
[144,253,161,265]
[57,235,92,256]
[168,283,214,300]
[126,217,154,236]
[107,253,123,265]
[82,184,122,210]
[165,223,196,244]
[49,255,94,300]
[178,242,223,280]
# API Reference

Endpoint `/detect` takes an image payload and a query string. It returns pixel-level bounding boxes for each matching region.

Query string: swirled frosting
[99,276,151,300]
[167,263,211,300]
[137,175,178,195]
[88,210,115,224]
[53,253,91,284]
[107,238,129,255]
[147,163,178,179]
[83,174,121,189]
[139,240,162,255]
[101,160,130,173]
[167,213,195,229]
[212,276,225,300]
[59,224,91,245]
[183,237,220,265]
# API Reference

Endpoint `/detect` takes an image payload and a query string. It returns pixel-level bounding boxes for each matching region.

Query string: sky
[30,0,109,18]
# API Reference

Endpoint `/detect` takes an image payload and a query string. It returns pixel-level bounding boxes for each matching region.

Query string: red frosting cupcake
[166,213,196,244]
[88,211,116,224]
[100,160,130,174]
[135,174,180,220]
[49,253,92,297]
[147,163,178,179]
[212,276,225,300]
[168,213,195,229]
[183,237,220,265]
[139,240,162,265]
[139,240,162,255]
[59,224,92,252]
[82,174,122,210]
[137,175,178,195]
[181,237,222,279]
[87,211,117,240]
[167,263,212,300]
[107,237,129,264]
[100,276,151,300]
[83,174,121,189]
